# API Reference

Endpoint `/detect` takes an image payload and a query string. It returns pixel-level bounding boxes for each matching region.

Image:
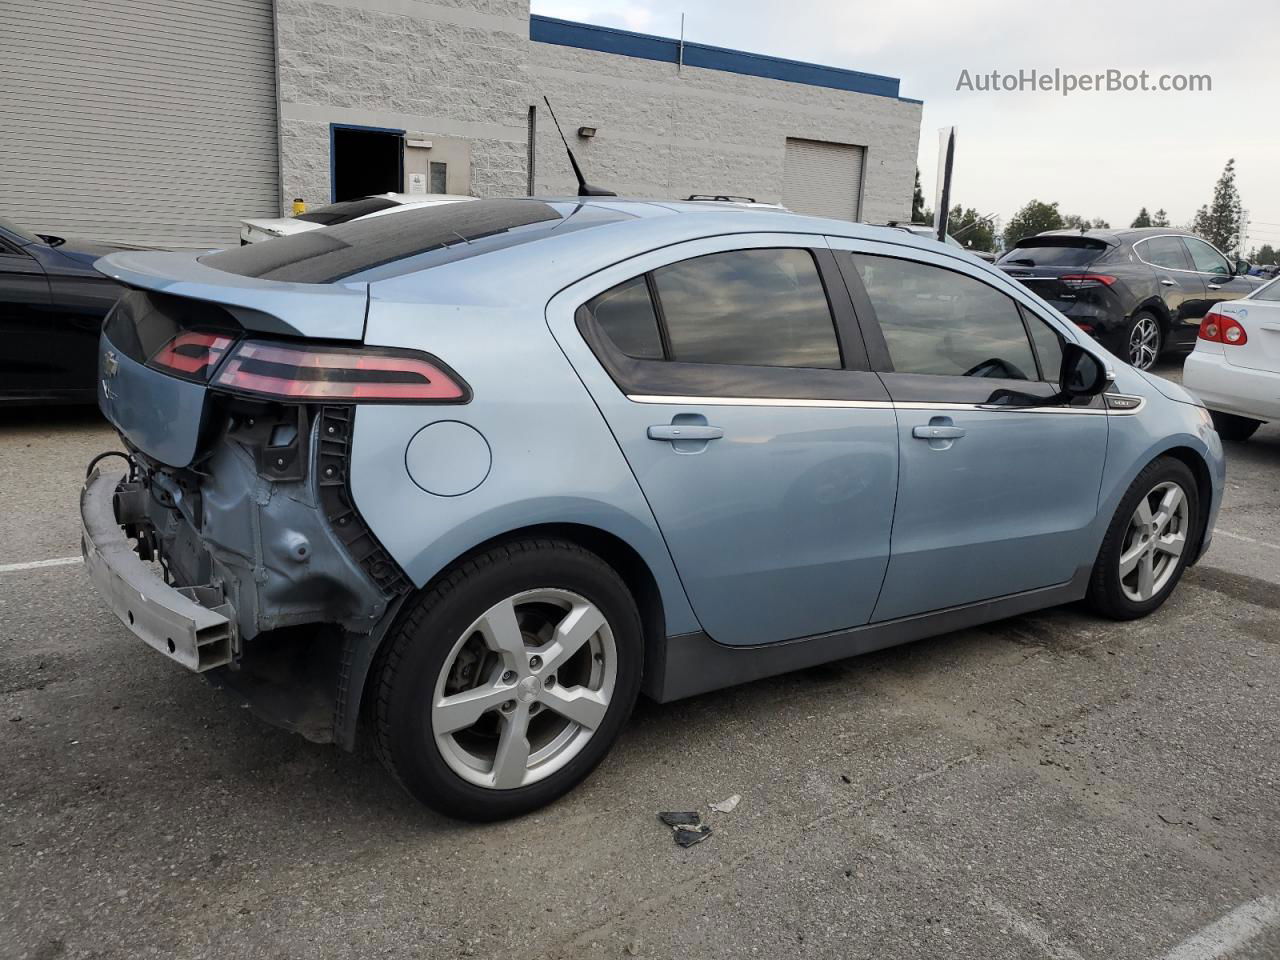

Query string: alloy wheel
[1128,315,1161,370]
[1118,480,1189,602]
[431,588,617,790]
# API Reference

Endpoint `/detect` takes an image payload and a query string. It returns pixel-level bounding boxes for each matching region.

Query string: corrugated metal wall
[782,138,865,222]
[0,0,279,248]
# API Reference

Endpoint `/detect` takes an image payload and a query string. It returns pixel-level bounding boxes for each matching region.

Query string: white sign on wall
[407,172,427,195]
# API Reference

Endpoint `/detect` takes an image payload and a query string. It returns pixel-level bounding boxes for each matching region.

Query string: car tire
[370,538,643,821]
[1125,310,1163,370]
[1209,411,1262,442]
[1086,457,1199,620]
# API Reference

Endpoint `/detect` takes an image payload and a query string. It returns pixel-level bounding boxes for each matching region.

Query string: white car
[238,193,472,244]
[1183,276,1280,441]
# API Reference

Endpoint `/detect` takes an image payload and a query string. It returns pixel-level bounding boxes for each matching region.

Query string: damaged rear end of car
[84,251,466,745]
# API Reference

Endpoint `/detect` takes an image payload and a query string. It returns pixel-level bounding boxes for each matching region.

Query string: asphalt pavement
[1,360,1277,960]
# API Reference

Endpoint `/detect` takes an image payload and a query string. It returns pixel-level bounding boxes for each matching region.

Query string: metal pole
[678,13,685,74]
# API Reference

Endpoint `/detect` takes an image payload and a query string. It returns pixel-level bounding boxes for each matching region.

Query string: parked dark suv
[997,228,1263,369]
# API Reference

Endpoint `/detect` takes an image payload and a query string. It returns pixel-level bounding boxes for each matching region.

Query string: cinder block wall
[274,0,921,223]
[274,0,531,211]
[526,43,921,224]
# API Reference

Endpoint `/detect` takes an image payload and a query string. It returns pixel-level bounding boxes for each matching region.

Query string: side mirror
[1235,259,1251,276]
[1060,343,1109,397]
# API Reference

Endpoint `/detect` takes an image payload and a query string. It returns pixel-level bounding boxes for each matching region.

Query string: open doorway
[331,124,403,201]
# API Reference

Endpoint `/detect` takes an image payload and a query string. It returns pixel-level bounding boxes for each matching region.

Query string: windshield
[0,215,42,245]
[998,238,1109,268]
[294,196,400,226]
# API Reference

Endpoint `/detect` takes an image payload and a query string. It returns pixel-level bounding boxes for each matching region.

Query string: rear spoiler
[1011,235,1113,251]
[95,250,368,340]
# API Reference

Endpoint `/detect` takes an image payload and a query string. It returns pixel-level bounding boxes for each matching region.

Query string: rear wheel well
[438,523,666,685]
[1132,299,1171,331]
[352,523,669,750]
[1158,446,1213,564]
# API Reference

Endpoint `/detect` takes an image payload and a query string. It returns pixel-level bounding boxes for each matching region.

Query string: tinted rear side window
[1136,236,1193,270]
[202,199,632,284]
[998,239,1109,268]
[586,276,664,360]
[293,196,399,225]
[652,249,841,368]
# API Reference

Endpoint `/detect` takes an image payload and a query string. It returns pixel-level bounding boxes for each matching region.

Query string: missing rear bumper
[80,467,236,672]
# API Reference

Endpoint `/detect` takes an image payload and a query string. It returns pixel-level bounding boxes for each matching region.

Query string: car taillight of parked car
[211,341,469,403]
[1059,274,1117,289]
[1197,308,1248,346]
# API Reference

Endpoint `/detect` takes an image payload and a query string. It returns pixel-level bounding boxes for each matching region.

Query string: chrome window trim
[626,394,1108,414]
[627,394,891,409]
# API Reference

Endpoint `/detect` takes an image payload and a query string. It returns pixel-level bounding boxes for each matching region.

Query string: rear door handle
[1208,283,1222,290]
[648,424,724,441]
[912,425,966,440]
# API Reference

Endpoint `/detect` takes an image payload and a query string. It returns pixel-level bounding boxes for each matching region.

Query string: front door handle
[912,424,966,440]
[648,424,724,442]
[1160,278,1177,287]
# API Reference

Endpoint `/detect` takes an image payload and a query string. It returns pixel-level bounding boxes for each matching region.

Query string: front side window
[1184,237,1231,276]
[1137,236,1193,271]
[852,254,1038,381]
[652,249,841,368]
[1025,311,1065,382]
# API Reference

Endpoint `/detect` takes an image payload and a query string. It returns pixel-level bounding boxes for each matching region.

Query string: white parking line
[1161,894,1280,960]
[1215,529,1280,551]
[0,556,82,574]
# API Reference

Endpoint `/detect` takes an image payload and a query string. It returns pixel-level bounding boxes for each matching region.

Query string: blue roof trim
[530,15,910,101]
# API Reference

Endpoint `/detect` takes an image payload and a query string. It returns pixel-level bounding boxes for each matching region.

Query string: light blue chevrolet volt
[82,198,1224,819]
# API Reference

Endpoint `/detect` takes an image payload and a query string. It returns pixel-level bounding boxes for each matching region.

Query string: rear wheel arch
[352,523,668,747]
[455,523,668,676]
[1132,296,1172,328]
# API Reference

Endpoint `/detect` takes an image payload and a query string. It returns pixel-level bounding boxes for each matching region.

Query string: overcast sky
[530,0,1280,251]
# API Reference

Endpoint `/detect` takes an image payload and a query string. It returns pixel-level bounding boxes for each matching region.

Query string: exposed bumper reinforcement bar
[80,467,236,672]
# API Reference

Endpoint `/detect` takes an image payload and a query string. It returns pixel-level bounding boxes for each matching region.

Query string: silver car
[83,198,1224,819]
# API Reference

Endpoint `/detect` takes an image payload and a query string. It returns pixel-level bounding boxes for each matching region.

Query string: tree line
[911,159,1254,259]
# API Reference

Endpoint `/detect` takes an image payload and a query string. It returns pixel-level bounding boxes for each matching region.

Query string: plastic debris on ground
[657,811,712,847]
[709,794,741,814]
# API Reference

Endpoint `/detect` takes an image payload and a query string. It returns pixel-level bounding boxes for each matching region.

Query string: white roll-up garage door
[782,138,865,222]
[0,0,279,248]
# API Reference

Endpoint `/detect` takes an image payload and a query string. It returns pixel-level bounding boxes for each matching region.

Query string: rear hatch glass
[998,236,1113,304]
[293,196,399,225]
[201,199,633,285]
[998,236,1110,269]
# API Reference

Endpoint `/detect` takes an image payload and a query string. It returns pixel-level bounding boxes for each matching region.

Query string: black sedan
[0,216,133,404]
[997,228,1264,370]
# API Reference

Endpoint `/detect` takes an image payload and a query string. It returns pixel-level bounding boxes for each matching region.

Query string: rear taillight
[147,330,235,382]
[1198,308,1248,346]
[1060,274,1117,288]
[211,341,469,402]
